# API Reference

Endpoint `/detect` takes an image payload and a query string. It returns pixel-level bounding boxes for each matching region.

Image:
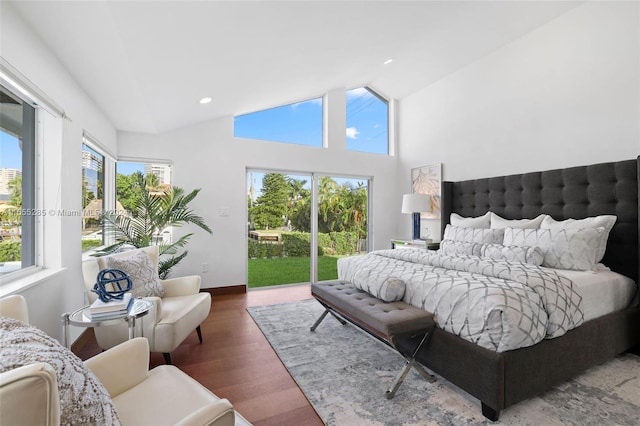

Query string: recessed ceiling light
[383,59,393,65]
[199,97,212,104]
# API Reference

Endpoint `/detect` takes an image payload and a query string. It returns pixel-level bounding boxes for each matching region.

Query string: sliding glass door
[247,171,311,288]
[247,170,369,288]
[315,175,369,281]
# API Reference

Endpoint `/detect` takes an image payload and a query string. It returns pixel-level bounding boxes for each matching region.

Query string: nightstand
[391,239,426,250]
[391,239,440,251]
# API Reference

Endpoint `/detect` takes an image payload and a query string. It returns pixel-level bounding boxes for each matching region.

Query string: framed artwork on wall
[411,163,442,219]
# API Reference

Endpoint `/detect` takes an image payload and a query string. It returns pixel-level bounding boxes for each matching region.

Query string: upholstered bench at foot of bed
[310,280,436,398]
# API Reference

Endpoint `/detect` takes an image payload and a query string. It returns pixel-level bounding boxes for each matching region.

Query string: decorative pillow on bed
[540,215,616,263]
[438,240,482,257]
[352,268,405,302]
[443,225,504,245]
[98,250,164,298]
[479,243,544,266]
[490,213,547,229]
[503,227,603,271]
[0,316,121,425]
[450,212,491,229]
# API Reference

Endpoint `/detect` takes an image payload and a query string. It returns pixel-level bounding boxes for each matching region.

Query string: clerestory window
[346,87,389,155]
[233,97,323,147]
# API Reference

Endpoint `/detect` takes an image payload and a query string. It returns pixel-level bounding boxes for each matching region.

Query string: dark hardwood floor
[72,284,324,426]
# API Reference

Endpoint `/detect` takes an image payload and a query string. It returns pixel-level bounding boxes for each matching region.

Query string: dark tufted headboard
[442,158,639,283]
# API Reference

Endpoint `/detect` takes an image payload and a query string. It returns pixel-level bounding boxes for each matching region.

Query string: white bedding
[338,250,638,353]
[338,250,584,352]
[553,268,638,322]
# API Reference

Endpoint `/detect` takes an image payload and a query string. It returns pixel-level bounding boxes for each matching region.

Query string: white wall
[4,0,637,332]
[0,2,117,341]
[397,1,640,240]
[118,90,399,289]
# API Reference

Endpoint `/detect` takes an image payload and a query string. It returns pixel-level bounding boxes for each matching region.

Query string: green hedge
[248,231,359,259]
[281,233,324,257]
[0,241,21,262]
[248,239,284,259]
[329,231,358,255]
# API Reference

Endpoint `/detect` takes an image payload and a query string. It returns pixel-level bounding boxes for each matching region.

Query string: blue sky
[0,131,22,170]
[234,98,323,146]
[345,87,388,155]
[117,162,145,175]
[234,87,388,154]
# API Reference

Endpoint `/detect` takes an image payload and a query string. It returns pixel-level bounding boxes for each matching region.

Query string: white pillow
[443,225,504,245]
[479,243,544,266]
[490,213,547,229]
[438,240,482,257]
[540,215,616,263]
[352,268,405,302]
[98,250,165,298]
[450,212,491,229]
[503,227,603,271]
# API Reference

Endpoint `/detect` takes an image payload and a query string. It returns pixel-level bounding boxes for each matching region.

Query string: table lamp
[402,193,431,240]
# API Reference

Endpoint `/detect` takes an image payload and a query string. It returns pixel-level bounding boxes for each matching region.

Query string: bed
[339,158,640,420]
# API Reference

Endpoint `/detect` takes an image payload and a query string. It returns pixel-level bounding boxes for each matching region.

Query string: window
[116,160,172,244]
[234,97,323,147]
[81,140,105,252]
[0,83,36,275]
[346,87,388,155]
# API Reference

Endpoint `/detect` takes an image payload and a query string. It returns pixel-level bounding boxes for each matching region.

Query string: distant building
[0,168,21,195]
[81,149,103,172]
[81,148,103,197]
[144,163,172,184]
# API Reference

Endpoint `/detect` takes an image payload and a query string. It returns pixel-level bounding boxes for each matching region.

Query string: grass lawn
[81,240,102,252]
[248,255,343,288]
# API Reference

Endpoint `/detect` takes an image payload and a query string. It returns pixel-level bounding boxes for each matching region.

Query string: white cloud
[346,87,370,99]
[346,127,359,139]
[291,97,323,110]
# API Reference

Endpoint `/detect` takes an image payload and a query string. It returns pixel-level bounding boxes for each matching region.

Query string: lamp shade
[401,193,431,214]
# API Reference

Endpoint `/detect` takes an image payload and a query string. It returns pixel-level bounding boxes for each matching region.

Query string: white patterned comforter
[337,250,584,352]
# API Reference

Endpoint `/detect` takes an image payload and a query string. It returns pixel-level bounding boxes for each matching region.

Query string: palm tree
[95,174,212,279]
[318,177,339,233]
[347,182,368,238]
[8,175,22,208]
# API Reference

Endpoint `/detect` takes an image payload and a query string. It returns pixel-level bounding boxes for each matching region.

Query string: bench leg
[386,357,437,399]
[310,308,346,332]
[310,309,330,331]
[386,331,436,398]
[329,310,347,325]
[386,360,413,399]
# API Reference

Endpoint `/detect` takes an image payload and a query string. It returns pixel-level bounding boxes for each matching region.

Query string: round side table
[61,298,153,348]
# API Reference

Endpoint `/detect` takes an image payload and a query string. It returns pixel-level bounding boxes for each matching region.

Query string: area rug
[247,299,640,426]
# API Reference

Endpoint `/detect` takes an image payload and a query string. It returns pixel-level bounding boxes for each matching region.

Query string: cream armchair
[1,362,59,426]
[82,245,211,364]
[0,295,59,426]
[0,295,252,426]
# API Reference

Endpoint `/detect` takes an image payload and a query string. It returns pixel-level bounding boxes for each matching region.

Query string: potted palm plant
[95,174,212,279]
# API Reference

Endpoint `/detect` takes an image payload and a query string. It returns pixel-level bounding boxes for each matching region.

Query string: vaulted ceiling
[9,1,578,134]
